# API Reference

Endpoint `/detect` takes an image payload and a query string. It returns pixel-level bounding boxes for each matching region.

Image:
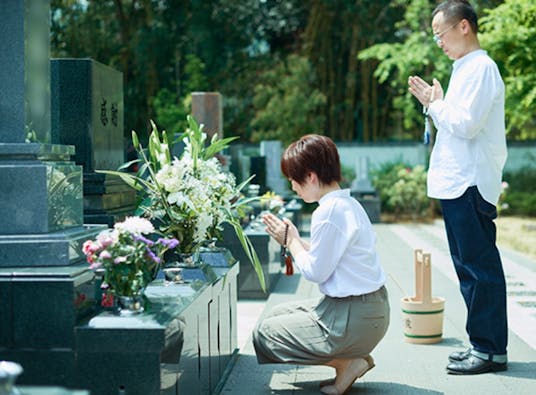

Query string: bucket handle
[414,249,432,304]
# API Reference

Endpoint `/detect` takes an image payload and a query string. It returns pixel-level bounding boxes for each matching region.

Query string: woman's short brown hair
[280,134,341,186]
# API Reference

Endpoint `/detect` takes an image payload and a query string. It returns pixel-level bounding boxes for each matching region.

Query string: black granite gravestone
[51,58,136,226]
[1,5,240,392]
[0,0,102,390]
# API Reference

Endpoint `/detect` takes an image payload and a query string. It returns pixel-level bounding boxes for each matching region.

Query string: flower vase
[117,293,145,316]
[164,250,201,268]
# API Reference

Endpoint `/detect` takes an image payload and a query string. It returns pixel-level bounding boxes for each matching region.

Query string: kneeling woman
[253,134,390,395]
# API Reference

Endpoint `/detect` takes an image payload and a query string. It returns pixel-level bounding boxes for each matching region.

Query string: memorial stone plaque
[51,58,124,172]
[260,140,289,197]
[51,58,136,225]
[191,92,223,140]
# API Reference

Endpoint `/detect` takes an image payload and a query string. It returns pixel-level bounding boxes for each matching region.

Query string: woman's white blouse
[293,189,386,297]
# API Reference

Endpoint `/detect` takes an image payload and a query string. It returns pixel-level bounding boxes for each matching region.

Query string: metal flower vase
[164,249,201,268]
[116,292,145,316]
[401,249,445,344]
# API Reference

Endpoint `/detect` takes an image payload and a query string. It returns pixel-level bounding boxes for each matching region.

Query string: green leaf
[227,217,266,292]
[132,131,140,150]
[96,170,145,192]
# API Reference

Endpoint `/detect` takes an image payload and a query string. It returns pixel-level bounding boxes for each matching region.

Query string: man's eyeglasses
[433,20,461,45]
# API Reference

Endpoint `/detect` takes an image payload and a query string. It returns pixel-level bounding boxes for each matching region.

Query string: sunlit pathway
[222,222,536,395]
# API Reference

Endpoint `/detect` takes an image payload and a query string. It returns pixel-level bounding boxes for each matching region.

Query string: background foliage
[371,162,431,221]
[50,0,535,144]
[501,166,536,217]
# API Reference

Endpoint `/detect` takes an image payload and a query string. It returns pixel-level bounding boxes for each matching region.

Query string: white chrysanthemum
[196,211,213,242]
[114,216,155,234]
[180,153,194,167]
[155,162,186,193]
[167,191,186,206]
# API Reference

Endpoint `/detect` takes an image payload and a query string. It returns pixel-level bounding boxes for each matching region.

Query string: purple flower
[157,237,179,250]
[145,248,161,264]
[133,234,154,246]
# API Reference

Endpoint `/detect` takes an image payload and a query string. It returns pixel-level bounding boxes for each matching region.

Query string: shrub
[501,166,536,217]
[372,162,431,221]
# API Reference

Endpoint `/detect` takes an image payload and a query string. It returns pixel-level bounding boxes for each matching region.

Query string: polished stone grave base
[77,258,239,395]
[0,225,105,267]
[351,191,381,224]
[0,243,239,395]
[0,264,97,388]
[83,173,137,226]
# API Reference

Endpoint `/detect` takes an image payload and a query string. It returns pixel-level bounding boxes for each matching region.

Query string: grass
[496,215,536,261]
[379,212,536,262]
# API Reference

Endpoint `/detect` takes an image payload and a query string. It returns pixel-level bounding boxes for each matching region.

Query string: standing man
[408,0,508,375]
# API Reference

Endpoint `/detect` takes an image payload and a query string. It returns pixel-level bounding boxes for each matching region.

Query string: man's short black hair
[433,0,478,33]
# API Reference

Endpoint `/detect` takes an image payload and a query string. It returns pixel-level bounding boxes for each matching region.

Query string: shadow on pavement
[499,361,536,380]
[286,380,444,394]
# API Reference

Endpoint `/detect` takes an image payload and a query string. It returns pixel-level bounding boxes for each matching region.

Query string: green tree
[358,0,536,140]
[250,55,326,145]
[479,0,536,139]
[151,88,189,138]
[50,0,309,142]
[358,0,452,140]
[302,0,405,142]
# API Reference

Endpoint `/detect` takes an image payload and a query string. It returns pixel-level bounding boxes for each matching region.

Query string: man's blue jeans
[440,186,508,358]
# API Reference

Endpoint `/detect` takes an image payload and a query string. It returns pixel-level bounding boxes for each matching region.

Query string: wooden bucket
[401,250,445,344]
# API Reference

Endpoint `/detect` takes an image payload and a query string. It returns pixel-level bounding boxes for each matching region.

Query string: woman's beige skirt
[253,286,390,364]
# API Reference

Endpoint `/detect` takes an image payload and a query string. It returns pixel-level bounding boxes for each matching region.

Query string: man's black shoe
[448,348,472,362]
[446,355,507,375]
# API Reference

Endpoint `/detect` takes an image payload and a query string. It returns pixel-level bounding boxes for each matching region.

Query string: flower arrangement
[99,115,265,291]
[83,216,179,297]
[151,141,238,251]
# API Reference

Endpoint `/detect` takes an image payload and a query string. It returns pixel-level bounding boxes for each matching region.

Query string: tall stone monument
[0,0,102,387]
[191,92,223,139]
[261,140,289,197]
[0,4,239,394]
[350,156,381,223]
[51,58,136,226]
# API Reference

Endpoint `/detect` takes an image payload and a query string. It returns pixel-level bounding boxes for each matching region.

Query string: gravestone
[0,0,102,389]
[51,58,136,226]
[351,156,376,195]
[249,156,267,196]
[0,1,104,268]
[350,156,381,223]
[191,92,223,139]
[260,140,289,197]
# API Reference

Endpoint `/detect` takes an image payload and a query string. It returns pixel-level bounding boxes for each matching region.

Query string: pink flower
[99,250,112,260]
[89,261,102,270]
[101,293,114,307]
[83,240,103,256]
[97,233,115,248]
[114,256,127,264]
[82,240,97,255]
